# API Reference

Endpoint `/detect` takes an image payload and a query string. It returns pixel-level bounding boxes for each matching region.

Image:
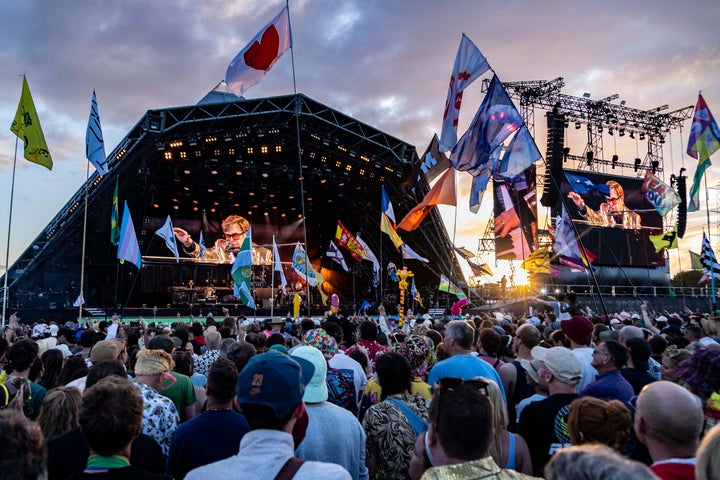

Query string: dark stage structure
[2,90,465,321]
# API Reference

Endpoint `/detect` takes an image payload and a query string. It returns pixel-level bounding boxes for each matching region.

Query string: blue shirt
[580,369,634,404]
[427,354,507,402]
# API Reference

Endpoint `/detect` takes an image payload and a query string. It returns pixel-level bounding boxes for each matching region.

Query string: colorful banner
[335,221,365,262]
[642,170,680,217]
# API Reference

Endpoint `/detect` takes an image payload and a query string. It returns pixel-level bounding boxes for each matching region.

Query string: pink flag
[225,6,291,96]
[439,34,490,152]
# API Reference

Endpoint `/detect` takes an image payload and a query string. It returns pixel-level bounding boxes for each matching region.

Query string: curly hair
[568,397,632,451]
[0,410,47,479]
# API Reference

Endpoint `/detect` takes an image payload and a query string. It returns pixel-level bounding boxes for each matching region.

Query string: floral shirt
[193,349,221,376]
[346,340,387,371]
[135,382,180,458]
[362,393,428,480]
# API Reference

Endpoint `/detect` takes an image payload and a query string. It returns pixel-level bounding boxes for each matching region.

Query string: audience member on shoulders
[634,381,704,480]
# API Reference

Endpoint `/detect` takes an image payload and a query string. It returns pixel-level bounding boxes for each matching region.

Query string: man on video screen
[568,180,641,230]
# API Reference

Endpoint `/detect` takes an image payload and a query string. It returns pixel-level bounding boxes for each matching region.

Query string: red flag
[398,168,456,231]
[335,221,365,262]
[225,6,291,96]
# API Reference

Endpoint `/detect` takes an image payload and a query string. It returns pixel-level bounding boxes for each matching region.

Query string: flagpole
[286,1,311,314]
[1,138,19,329]
[704,175,717,313]
[78,162,91,321]
[270,235,276,319]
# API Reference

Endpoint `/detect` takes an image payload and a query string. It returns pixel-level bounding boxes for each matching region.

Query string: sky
[1,0,719,287]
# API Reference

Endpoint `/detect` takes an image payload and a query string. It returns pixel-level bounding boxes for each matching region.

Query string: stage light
[583,92,591,98]
[586,151,593,166]
[659,135,665,144]
[611,154,618,169]
[634,158,642,172]
[639,133,646,140]
[608,128,614,136]
[651,160,660,174]
[619,129,625,137]
[575,122,581,129]
[629,131,635,139]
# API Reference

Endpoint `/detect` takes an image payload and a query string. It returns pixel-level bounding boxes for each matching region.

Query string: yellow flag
[10,77,52,170]
[649,229,678,253]
[521,247,551,274]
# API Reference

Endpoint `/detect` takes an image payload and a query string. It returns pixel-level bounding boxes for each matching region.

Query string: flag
[398,167,456,231]
[73,293,85,307]
[198,231,207,260]
[468,145,501,213]
[155,216,179,262]
[453,246,475,260]
[356,235,380,286]
[293,293,301,319]
[335,221,365,262]
[553,205,582,259]
[85,90,108,175]
[467,259,492,277]
[359,300,374,313]
[450,75,523,177]
[564,172,611,196]
[690,250,703,270]
[401,243,429,263]
[559,255,586,272]
[410,278,424,308]
[687,94,720,211]
[498,126,542,179]
[438,274,467,299]
[649,229,678,253]
[292,242,318,287]
[231,228,255,309]
[401,135,451,200]
[642,170,680,217]
[700,233,720,280]
[117,201,142,269]
[225,6,291,97]
[381,186,396,225]
[10,76,52,170]
[326,240,349,272]
[110,177,120,246]
[380,213,404,249]
[521,248,551,274]
[272,237,288,294]
[439,34,491,151]
[315,269,328,306]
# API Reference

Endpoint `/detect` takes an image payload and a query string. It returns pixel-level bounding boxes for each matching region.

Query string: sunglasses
[223,231,247,241]
[434,377,490,435]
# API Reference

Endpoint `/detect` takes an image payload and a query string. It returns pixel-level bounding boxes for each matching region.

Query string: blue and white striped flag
[85,90,108,175]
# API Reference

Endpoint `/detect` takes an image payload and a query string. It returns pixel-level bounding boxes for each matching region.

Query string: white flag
[439,34,491,152]
[401,243,429,263]
[356,235,380,286]
[155,216,179,262]
[272,236,288,295]
[225,6,291,97]
[73,293,85,307]
[85,90,108,175]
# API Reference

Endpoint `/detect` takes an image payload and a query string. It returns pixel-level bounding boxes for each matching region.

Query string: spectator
[58,355,88,386]
[133,349,181,457]
[660,346,692,383]
[499,323,541,432]
[323,321,368,410]
[37,386,82,439]
[66,339,121,393]
[621,338,655,394]
[567,396,632,451]
[346,320,387,370]
[482,377,533,475]
[38,348,64,391]
[518,346,581,476]
[634,381,704,480]
[676,347,720,427]
[619,325,661,380]
[147,334,198,422]
[0,410,47,479]
[185,350,351,479]
[292,346,368,480]
[167,358,249,480]
[422,378,536,479]
[65,376,172,479]
[696,422,720,480]
[545,444,657,480]
[581,340,634,404]
[4,339,47,419]
[560,315,597,392]
[362,352,428,480]
[427,321,506,401]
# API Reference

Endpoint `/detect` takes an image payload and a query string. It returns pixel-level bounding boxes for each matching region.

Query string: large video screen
[559,170,665,267]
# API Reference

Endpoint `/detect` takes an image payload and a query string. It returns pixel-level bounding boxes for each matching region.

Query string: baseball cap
[291,346,328,403]
[90,340,120,362]
[531,346,582,386]
[519,358,540,383]
[236,350,315,418]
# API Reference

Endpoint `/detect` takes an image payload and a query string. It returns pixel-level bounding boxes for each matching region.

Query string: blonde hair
[476,376,508,466]
[135,349,174,376]
[567,397,632,451]
[696,422,720,480]
[37,386,82,439]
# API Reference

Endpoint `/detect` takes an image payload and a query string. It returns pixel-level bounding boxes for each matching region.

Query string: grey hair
[545,444,657,480]
[204,330,222,349]
[444,321,474,349]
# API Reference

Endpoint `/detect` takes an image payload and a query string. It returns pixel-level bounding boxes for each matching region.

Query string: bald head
[205,330,222,349]
[635,381,703,458]
[618,325,643,344]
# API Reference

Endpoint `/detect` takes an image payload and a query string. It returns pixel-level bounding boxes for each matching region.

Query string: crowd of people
[1,303,720,479]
